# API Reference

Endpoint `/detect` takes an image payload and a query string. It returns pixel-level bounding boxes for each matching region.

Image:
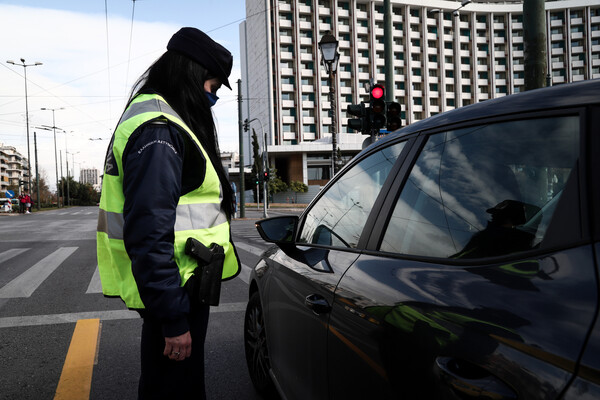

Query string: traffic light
[346,102,370,134]
[370,84,386,131]
[243,119,249,132]
[255,173,259,185]
[264,170,269,182]
[386,101,402,132]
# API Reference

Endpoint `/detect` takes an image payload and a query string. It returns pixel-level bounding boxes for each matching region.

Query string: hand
[163,331,192,361]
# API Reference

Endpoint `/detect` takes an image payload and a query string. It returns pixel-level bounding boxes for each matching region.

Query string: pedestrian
[18,191,27,214]
[24,191,32,213]
[96,27,240,399]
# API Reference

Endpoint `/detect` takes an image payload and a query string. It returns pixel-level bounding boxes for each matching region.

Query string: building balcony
[300,53,314,62]
[282,100,295,108]
[300,37,313,46]
[279,36,293,45]
[571,46,584,54]
[280,67,294,76]
[280,20,292,28]
[572,60,585,68]
[281,84,295,92]
[299,21,312,30]
[282,116,295,124]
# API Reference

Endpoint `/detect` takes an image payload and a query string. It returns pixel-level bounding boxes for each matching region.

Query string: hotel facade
[240,0,600,199]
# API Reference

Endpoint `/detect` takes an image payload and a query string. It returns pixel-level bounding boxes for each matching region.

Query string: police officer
[96,27,240,399]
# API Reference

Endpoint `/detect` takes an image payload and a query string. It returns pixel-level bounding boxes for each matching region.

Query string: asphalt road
[0,206,302,400]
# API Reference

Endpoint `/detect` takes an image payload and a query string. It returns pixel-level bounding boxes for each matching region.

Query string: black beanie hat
[167,27,233,89]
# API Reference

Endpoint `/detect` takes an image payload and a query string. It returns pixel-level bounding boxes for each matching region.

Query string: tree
[289,181,308,204]
[268,168,288,200]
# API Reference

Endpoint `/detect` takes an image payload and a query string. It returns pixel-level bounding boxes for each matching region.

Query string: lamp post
[244,117,268,219]
[7,59,43,192]
[40,106,65,207]
[318,32,340,177]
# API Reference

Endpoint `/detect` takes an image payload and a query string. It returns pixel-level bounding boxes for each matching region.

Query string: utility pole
[384,0,394,102]
[237,79,245,218]
[523,0,547,90]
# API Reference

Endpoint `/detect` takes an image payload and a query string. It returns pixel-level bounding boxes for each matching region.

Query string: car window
[299,141,406,248]
[380,115,580,258]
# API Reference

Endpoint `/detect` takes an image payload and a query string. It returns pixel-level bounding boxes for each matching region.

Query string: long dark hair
[129,50,234,219]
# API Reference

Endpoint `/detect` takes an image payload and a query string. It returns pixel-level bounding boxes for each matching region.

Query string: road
[0,206,302,400]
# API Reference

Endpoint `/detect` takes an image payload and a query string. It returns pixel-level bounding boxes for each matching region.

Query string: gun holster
[184,237,225,307]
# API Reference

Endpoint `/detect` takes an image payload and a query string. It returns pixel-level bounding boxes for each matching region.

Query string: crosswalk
[0,241,265,302]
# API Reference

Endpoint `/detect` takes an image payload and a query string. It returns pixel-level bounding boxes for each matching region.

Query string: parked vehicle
[0,199,12,213]
[244,79,600,400]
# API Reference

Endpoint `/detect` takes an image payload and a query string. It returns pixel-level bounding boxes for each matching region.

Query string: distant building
[0,144,28,193]
[80,168,101,192]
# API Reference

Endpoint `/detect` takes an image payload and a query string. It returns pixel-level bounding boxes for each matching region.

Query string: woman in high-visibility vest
[97,27,240,399]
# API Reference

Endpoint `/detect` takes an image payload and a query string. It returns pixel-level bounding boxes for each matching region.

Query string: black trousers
[138,305,210,400]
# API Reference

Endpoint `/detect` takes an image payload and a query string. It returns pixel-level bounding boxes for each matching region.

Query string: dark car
[244,79,600,400]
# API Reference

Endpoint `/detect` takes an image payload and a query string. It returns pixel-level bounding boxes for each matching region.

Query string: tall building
[80,168,101,191]
[0,144,28,192]
[240,0,599,198]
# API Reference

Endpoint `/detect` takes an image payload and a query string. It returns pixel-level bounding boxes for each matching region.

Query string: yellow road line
[54,319,101,400]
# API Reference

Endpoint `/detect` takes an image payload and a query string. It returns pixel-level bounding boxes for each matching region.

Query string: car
[243,79,600,400]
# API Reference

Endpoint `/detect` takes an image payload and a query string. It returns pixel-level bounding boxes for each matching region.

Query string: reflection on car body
[244,79,600,400]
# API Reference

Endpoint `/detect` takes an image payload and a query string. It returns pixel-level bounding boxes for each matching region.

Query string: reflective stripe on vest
[96,93,240,309]
[97,203,229,240]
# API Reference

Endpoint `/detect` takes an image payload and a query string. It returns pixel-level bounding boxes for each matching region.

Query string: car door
[261,140,408,400]
[327,111,598,399]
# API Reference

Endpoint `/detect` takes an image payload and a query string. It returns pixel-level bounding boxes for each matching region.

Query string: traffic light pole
[237,79,245,218]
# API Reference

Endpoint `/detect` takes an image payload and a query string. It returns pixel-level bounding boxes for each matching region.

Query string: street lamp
[6,58,43,193]
[40,107,65,207]
[244,117,268,219]
[318,32,340,176]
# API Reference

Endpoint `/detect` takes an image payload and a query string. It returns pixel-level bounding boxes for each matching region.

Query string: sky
[0,0,246,190]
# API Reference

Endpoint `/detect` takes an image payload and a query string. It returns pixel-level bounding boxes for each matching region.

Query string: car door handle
[305,294,331,315]
[435,357,517,399]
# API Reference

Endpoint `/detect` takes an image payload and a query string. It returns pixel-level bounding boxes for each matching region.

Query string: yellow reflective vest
[96,93,240,309]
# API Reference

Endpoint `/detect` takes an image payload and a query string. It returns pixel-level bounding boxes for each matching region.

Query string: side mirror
[255,216,299,244]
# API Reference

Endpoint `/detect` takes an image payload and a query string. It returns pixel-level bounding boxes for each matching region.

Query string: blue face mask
[205,91,219,107]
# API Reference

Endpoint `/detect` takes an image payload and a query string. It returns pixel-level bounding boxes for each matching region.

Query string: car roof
[373,78,600,148]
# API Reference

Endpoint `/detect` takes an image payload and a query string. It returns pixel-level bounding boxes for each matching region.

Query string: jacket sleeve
[122,121,190,338]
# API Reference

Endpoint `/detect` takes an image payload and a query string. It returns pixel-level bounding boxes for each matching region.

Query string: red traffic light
[371,84,384,99]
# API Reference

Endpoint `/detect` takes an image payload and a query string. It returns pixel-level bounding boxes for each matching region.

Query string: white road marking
[0,302,247,328]
[0,248,30,264]
[0,247,78,298]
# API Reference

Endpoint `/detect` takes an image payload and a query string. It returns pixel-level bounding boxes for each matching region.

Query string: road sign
[5,190,14,199]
